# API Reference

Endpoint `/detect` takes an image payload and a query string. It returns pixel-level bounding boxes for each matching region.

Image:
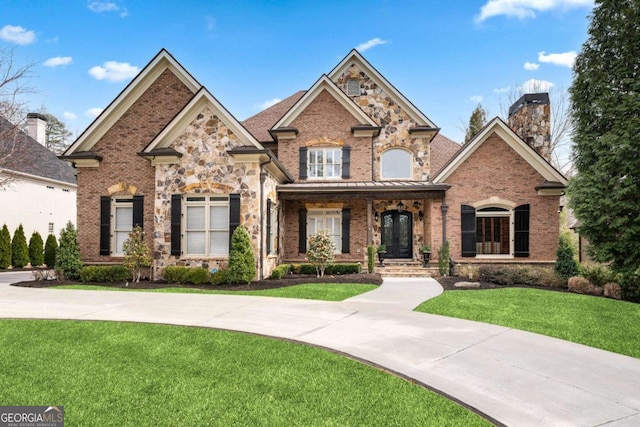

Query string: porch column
[441,198,449,245]
[367,199,373,245]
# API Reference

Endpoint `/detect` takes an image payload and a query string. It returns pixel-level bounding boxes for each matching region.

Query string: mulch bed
[437,275,569,293]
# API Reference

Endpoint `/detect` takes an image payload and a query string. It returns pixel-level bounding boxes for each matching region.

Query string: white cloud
[205,15,216,31]
[476,0,594,22]
[0,25,36,45]
[519,78,554,93]
[85,108,103,118]
[470,95,484,103]
[538,50,577,67]
[256,98,282,110]
[63,112,77,120]
[87,1,128,17]
[89,61,139,82]
[355,38,389,52]
[494,86,511,94]
[524,61,540,70]
[43,56,73,67]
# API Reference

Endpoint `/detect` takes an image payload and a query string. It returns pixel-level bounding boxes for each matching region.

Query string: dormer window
[346,79,360,96]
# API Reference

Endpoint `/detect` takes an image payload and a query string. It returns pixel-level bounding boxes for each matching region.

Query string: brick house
[61,49,566,279]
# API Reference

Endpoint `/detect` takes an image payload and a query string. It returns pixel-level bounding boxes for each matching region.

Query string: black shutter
[514,204,530,257]
[266,199,272,254]
[299,147,307,180]
[229,194,241,247]
[461,205,476,257]
[342,146,351,179]
[170,194,182,256]
[100,196,111,255]
[341,208,351,253]
[133,195,144,228]
[298,208,307,253]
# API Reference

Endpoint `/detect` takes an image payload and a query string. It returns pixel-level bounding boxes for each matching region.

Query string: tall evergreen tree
[0,224,11,269]
[28,231,44,267]
[568,0,640,273]
[464,103,487,143]
[44,234,58,268]
[11,224,29,268]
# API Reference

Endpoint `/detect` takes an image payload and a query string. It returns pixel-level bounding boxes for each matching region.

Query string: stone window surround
[380,147,413,180]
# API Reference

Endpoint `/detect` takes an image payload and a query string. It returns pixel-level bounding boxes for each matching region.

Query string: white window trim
[111,197,133,256]
[308,147,342,180]
[475,206,514,259]
[380,147,413,180]
[183,195,230,258]
[307,209,342,254]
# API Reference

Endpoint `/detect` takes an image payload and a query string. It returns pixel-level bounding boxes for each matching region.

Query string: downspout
[259,158,272,281]
[441,194,448,246]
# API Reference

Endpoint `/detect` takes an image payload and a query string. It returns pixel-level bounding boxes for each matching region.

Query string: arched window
[381,148,412,179]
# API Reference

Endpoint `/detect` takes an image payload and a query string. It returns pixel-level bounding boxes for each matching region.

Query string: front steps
[374,259,439,278]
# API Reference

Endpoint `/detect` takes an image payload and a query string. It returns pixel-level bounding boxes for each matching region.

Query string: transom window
[184,196,229,256]
[113,198,133,255]
[308,148,342,179]
[476,207,511,255]
[381,148,412,179]
[307,209,341,254]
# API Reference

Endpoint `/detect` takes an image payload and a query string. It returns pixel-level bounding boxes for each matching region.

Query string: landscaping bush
[459,263,479,279]
[11,224,29,268]
[28,231,44,267]
[603,282,622,300]
[568,276,603,296]
[478,265,564,288]
[367,244,376,273]
[289,263,361,275]
[306,229,335,278]
[227,226,256,284]
[555,232,580,283]
[438,241,450,276]
[122,226,152,283]
[55,222,83,280]
[290,264,302,274]
[44,234,58,268]
[0,224,11,269]
[210,268,228,285]
[270,264,290,279]
[80,265,131,282]
[163,266,190,284]
[580,263,618,287]
[618,271,640,303]
[187,268,211,285]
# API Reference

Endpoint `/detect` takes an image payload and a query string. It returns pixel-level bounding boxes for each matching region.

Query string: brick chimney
[27,112,48,146]
[508,93,551,162]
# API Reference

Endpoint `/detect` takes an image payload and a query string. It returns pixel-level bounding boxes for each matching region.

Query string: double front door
[381,211,412,258]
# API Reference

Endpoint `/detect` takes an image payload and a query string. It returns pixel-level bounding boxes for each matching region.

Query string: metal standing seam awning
[277,181,450,200]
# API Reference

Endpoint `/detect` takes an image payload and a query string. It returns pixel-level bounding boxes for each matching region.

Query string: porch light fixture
[397,201,405,212]
[374,212,379,222]
[418,211,424,221]
[413,201,420,209]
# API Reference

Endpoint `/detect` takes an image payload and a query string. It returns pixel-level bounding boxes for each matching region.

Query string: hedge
[80,265,131,282]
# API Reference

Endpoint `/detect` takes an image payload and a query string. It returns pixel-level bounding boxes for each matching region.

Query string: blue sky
[1,0,592,150]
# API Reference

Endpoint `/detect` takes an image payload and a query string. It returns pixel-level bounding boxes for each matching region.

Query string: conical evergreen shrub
[44,234,58,268]
[11,224,29,268]
[226,226,255,284]
[555,232,580,284]
[0,224,11,269]
[55,221,83,280]
[28,231,45,267]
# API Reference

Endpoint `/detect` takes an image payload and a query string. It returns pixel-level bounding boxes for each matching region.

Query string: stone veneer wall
[152,106,279,279]
[334,64,431,181]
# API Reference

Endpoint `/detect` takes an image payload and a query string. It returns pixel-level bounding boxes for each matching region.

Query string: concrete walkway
[1,272,639,426]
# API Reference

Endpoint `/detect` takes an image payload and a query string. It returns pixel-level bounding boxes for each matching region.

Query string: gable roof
[0,117,76,185]
[433,117,567,185]
[430,133,461,177]
[328,49,437,128]
[63,49,201,156]
[242,91,306,142]
[272,75,378,129]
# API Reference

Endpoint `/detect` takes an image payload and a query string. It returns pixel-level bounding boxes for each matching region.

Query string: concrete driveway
[1,274,639,426]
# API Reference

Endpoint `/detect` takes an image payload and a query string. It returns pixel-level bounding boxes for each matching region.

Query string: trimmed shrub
[28,231,45,267]
[568,276,603,296]
[11,224,29,268]
[227,226,256,284]
[210,268,228,286]
[306,229,335,278]
[55,221,83,280]
[44,234,58,268]
[555,232,579,283]
[290,264,302,274]
[603,282,622,300]
[367,244,376,273]
[122,226,152,283]
[478,265,564,288]
[187,268,211,285]
[163,266,190,284]
[619,272,640,303]
[581,263,618,287]
[270,264,290,280]
[0,224,11,269]
[290,263,361,275]
[80,265,131,282]
[437,241,450,276]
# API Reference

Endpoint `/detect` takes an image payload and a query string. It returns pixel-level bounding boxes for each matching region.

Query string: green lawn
[0,320,488,426]
[54,283,377,301]
[416,288,640,359]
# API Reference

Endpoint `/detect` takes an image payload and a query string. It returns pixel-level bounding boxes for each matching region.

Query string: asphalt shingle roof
[0,117,76,184]
[242,91,306,142]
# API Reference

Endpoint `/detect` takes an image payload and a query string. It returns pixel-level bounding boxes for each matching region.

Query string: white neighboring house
[0,113,76,240]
